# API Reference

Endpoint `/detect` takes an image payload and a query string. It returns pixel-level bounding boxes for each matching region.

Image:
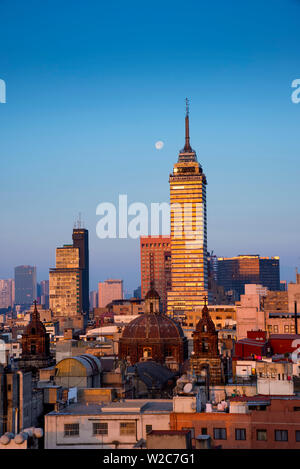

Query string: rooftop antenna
[184,98,192,152]
[75,212,84,229]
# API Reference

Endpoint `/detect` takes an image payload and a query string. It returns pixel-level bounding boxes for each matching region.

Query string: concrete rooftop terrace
[47,399,173,416]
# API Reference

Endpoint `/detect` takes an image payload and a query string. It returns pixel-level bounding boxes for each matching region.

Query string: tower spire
[184,98,192,152]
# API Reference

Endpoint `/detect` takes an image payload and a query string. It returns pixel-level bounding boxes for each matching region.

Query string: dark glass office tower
[217,255,280,300]
[72,228,89,315]
[259,257,280,292]
[14,265,37,306]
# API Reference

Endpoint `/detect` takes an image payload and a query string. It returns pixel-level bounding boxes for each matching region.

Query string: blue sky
[0,0,299,294]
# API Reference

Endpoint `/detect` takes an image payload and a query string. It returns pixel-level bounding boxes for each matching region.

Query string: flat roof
[47,399,173,416]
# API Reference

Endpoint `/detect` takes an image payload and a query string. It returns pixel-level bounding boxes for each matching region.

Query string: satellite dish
[183,383,193,393]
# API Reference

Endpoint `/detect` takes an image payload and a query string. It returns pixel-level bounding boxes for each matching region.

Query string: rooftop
[47,399,173,416]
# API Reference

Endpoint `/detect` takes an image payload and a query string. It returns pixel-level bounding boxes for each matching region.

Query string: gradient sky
[0,0,300,294]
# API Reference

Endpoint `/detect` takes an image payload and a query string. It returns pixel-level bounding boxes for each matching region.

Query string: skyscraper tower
[140,235,171,313]
[72,227,89,315]
[49,225,89,329]
[14,265,37,307]
[167,100,208,322]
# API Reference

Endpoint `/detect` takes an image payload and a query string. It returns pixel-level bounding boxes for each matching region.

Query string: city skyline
[0,0,300,293]
[1,1,300,453]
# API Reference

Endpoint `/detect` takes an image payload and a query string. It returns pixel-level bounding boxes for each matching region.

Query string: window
[202,339,209,352]
[64,423,79,437]
[295,431,300,442]
[235,428,246,440]
[201,428,207,435]
[249,405,267,411]
[213,428,226,440]
[120,421,136,436]
[256,429,267,441]
[93,422,108,435]
[146,425,152,434]
[275,430,288,441]
[143,347,152,358]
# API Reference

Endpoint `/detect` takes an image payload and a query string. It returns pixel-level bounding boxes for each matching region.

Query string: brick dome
[121,313,185,340]
[119,288,188,369]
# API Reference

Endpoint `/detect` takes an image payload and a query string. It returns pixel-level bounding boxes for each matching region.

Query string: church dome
[121,313,185,340]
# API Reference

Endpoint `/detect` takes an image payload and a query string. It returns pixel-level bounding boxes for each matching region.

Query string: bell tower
[190,298,224,385]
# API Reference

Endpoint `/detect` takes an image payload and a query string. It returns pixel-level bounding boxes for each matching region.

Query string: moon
[155,140,164,150]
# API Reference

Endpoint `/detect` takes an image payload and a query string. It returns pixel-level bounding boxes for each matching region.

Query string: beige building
[236,275,300,339]
[236,285,267,340]
[0,279,14,309]
[49,245,81,319]
[185,304,236,330]
[44,399,172,449]
[98,279,123,308]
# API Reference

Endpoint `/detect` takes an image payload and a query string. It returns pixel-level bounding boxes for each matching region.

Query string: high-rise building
[89,290,98,310]
[167,101,208,321]
[0,279,14,309]
[217,255,280,300]
[72,228,89,315]
[133,285,141,299]
[140,235,171,313]
[98,279,123,307]
[49,227,89,323]
[40,280,49,308]
[50,245,81,317]
[14,265,37,307]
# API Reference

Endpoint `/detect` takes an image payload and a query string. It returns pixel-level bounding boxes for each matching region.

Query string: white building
[45,399,172,449]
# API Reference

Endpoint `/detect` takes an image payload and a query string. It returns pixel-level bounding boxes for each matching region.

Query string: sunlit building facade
[167,103,208,320]
[98,279,123,308]
[140,235,171,313]
[49,246,81,318]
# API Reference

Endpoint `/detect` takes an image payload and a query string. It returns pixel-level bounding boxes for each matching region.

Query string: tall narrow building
[72,227,89,315]
[140,235,171,313]
[14,265,37,307]
[167,101,208,322]
[49,226,89,329]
